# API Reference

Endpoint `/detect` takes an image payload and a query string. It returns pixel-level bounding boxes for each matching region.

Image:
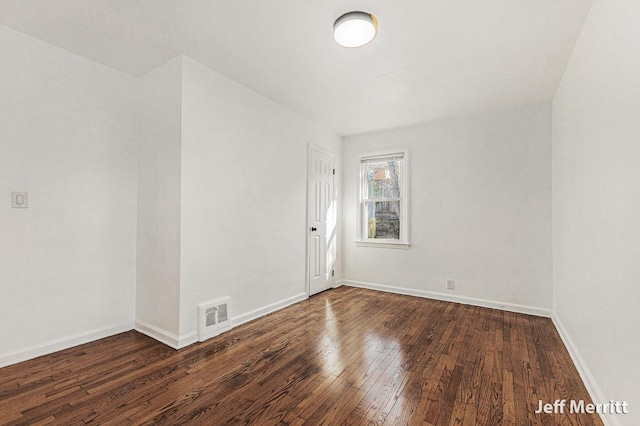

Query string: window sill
[355,241,411,250]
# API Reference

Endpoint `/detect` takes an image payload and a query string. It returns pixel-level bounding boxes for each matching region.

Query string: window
[358,150,409,249]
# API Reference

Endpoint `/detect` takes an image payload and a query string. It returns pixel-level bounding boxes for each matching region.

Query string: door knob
[311,227,317,231]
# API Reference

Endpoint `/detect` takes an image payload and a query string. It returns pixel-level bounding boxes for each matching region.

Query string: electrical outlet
[12,192,28,208]
[447,279,455,290]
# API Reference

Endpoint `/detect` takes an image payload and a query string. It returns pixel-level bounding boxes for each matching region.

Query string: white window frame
[356,149,410,249]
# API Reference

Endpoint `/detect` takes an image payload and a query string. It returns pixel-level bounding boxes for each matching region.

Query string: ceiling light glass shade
[333,12,377,48]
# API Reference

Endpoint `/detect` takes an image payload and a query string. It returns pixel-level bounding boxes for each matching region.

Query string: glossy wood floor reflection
[0,287,602,425]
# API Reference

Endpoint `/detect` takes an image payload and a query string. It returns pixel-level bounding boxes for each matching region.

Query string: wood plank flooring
[0,286,602,425]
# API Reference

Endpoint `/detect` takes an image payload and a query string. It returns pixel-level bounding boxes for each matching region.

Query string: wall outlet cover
[12,192,28,208]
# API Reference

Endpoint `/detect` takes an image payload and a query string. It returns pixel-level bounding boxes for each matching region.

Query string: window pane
[366,201,400,239]
[365,159,401,199]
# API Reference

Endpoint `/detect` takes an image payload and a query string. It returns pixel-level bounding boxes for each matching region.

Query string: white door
[308,146,336,295]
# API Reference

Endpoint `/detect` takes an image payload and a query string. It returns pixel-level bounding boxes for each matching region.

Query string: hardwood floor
[0,287,602,425]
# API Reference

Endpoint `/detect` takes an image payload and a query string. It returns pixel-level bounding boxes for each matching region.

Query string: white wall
[179,56,342,337]
[136,56,183,339]
[552,1,640,424]
[0,38,342,358]
[0,25,138,366]
[342,104,552,314]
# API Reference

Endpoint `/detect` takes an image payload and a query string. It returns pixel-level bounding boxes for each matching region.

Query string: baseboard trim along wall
[552,314,614,426]
[136,292,309,350]
[1,286,551,368]
[134,320,198,350]
[0,291,312,367]
[0,322,134,369]
[339,279,552,318]
[232,292,309,328]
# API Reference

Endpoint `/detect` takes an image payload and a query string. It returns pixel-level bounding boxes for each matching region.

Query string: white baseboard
[136,292,309,350]
[178,332,199,348]
[552,314,614,426]
[233,292,309,328]
[342,279,552,318]
[134,320,197,350]
[1,292,309,364]
[0,322,133,369]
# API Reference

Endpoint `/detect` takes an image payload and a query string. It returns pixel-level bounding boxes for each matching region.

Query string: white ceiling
[0,0,594,136]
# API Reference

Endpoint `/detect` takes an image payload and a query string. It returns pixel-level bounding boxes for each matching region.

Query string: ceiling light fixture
[333,11,378,48]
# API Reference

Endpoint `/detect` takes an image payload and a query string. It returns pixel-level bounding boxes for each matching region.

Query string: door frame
[306,144,337,296]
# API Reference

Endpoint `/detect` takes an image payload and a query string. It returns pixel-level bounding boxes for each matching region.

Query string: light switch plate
[12,192,28,208]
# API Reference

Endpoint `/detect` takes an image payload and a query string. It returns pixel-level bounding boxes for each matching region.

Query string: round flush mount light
[333,11,378,48]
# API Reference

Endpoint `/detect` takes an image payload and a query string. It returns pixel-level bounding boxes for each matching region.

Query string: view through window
[360,151,407,245]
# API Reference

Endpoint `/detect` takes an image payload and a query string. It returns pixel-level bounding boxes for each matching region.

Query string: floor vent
[198,297,231,342]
